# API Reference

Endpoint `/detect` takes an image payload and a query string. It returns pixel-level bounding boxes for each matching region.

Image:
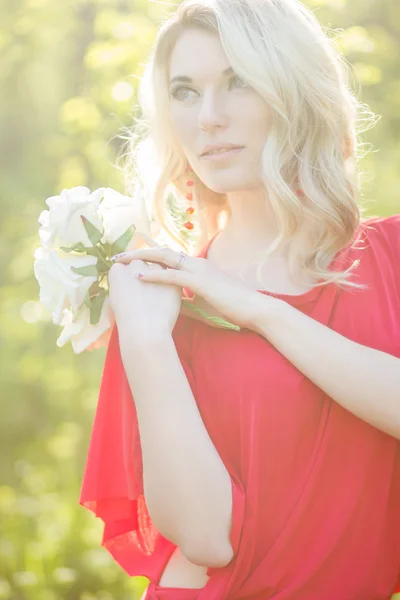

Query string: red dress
[80,214,400,599]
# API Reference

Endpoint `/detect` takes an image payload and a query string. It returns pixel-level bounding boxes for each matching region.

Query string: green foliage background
[0,0,399,598]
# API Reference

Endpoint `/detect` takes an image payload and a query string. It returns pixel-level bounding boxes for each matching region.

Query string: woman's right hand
[108,258,183,342]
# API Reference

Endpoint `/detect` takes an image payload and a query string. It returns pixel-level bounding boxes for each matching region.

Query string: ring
[174,250,188,270]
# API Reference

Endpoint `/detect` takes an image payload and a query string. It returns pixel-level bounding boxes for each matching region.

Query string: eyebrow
[169,66,235,86]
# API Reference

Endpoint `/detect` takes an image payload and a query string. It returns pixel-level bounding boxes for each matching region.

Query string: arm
[255,298,400,439]
[118,328,234,568]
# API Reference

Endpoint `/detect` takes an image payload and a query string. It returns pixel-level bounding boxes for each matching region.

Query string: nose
[197,89,229,131]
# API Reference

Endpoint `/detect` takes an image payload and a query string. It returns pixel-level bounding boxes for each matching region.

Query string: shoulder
[360,213,400,238]
[353,214,400,298]
[359,213,400,259]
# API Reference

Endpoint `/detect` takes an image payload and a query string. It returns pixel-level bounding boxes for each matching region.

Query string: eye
[169,75,249,101]
[170,85,197,101]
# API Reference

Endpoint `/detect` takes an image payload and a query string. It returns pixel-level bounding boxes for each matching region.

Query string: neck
[216,188,285,263]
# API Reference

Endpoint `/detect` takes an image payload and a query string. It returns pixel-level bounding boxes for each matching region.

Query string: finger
[110,246,176,264]
[111,247,192,270]
[136,267,194,287]
[127,259,164,271]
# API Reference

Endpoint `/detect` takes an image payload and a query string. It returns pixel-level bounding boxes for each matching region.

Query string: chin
[206,178,257,195]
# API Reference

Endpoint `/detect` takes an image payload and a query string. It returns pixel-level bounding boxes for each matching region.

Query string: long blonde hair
[119,0,379,290]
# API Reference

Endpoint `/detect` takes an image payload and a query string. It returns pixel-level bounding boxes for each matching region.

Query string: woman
[79,0,400,598]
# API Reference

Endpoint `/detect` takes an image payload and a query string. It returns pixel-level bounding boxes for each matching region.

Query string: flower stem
[99,258,110,272]
[181,300,241,331]
[93,245,111,272]
[97,244,109,261]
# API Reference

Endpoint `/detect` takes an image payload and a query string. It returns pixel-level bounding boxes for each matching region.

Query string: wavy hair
[119,0,379,291]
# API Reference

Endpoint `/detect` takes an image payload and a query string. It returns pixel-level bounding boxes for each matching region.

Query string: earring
[183,165,195,231]
[295,175,304,197]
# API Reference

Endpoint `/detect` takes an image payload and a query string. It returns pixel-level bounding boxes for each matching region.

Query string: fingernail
[110,252,127,261]
[135,273,144,279]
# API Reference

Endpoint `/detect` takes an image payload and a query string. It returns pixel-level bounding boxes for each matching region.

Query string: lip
[200,144,244,156]
[200,147,244,162]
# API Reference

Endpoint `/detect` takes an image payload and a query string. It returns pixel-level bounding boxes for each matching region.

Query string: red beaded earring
[295,175,304,197]
[183,164,196,231]
[181,171,303,232]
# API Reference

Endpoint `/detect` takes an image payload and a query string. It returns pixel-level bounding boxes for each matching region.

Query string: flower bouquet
[33,186,239,354]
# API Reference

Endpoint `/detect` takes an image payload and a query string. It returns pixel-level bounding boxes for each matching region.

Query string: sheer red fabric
[144,584,200,599]
[80,214,400,599]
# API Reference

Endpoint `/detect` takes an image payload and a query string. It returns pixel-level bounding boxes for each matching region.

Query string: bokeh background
[1,0,399,598]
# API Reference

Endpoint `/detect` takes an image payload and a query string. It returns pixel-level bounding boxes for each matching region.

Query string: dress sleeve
[79,322,196,578]
[378,212,400,257]
[385,214,400,290]
[79,318,247,582]
[227,473,246,558]
[365,213,400,291]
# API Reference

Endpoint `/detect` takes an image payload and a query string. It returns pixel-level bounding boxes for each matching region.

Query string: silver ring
[175,250,188,270]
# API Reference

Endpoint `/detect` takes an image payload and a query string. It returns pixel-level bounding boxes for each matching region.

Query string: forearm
[256,298,400,439]
[118,329,233,567]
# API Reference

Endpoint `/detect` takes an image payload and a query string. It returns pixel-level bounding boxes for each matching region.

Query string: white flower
[98,187,152,248]
[38,186,105,250]
[35,185,158,353]
[56,298,114,354]
[33,247,98,325]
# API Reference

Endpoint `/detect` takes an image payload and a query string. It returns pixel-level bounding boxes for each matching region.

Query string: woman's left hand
[110,243,272,333]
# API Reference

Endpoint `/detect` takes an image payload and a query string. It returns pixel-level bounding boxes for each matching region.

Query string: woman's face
[168,28,271,195]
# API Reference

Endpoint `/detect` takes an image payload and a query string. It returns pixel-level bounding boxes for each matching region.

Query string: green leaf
[89,280,101,295]
[71,264,99,277]
[109,224,136,256]
[81,215,104,246]
[84,247,110,273]
[85,247,101,257]
[60,242,88,253]
[103,243,113,257]
[181,301,241,331]
[90,291,107,326]
[83,295,92,309]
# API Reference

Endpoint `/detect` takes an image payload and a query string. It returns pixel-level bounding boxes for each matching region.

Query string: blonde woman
[79,0,400,598]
